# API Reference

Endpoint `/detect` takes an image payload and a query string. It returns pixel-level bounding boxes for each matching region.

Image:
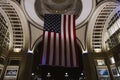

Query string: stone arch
[0,0,30,52]
[87,1,118,53]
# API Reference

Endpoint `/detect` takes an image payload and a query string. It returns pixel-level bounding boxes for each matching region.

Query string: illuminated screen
[112,68,118,75]
[97,69,109,76]
[6,70,17,76]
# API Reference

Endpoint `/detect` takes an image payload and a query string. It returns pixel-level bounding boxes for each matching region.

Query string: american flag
[40,14,79,67]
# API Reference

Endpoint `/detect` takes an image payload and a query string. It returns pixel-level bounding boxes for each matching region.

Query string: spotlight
[46,72,51,77]
[65,73,69,77]
[32,73,35,76]
[81,73,84,75]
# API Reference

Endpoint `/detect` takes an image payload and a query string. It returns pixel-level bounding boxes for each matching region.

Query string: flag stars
[44,14,61,33]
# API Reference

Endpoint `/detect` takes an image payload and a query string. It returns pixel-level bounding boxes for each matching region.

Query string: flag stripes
[40,14,79,67]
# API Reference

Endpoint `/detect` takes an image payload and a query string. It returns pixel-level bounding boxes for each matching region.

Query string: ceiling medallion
[43,0,74,13]
[35,0,82,20]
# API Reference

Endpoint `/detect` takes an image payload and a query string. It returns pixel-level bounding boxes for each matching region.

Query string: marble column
[20,53,34,80]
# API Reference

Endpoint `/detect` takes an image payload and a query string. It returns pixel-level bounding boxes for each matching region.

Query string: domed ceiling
[23,0,94,29]
[35,0,82,20]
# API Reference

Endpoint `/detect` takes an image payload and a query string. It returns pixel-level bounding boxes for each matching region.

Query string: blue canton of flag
[44,14,61,33]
